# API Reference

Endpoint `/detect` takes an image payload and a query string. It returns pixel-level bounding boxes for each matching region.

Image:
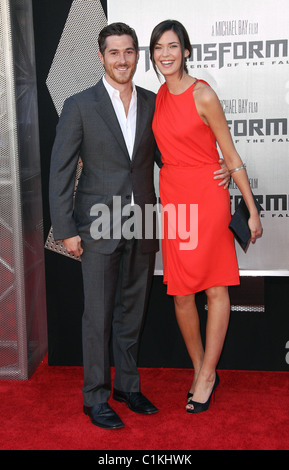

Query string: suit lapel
[93,81,130,160]
[93,81,150,164]
[132,87,150,162]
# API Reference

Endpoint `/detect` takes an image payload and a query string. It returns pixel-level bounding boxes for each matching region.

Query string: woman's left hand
[248,213,263,243]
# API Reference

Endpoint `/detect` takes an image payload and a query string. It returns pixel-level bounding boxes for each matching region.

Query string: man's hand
[214,159,230,189]
[62,235,83,257]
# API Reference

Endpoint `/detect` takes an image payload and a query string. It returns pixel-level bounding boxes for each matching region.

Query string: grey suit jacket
[49,79,161,254]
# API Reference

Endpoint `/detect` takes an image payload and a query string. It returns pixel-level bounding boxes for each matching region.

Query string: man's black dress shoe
[83,403,124,429]
[113,389,158,414]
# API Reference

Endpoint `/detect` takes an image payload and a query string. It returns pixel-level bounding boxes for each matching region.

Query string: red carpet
[1,356,288,450]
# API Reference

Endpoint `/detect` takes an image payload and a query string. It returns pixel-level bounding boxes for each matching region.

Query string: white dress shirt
[102,76,137,158]
[103,76,137,205]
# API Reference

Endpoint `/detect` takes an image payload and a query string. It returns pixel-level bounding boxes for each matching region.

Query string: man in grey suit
[49,22,229,429]
[50,23,160,430]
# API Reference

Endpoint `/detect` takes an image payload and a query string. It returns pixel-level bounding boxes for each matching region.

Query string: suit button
[130,167,133,173]
[125,195,131,199]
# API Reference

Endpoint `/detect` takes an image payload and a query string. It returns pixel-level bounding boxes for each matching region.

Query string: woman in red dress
[150,20,263,413]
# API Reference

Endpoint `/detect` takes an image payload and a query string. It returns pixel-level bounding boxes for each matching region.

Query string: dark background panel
[32,0,84,366]
[139,276,289,371]
[32,0,289,371]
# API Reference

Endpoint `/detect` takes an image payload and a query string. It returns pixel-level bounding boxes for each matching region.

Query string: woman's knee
[205,286,228,303]
[174,293,195,309]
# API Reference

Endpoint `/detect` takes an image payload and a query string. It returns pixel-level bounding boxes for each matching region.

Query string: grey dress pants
[80,237,155,407]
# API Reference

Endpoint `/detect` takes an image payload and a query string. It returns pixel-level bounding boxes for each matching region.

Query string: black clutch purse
[229,195,262,252]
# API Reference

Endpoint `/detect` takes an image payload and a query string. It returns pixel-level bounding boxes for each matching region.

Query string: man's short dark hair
[98,22,139,55]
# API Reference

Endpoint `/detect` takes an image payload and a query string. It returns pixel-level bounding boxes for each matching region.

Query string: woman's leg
[174,294,204,394]
[188,285,230,407]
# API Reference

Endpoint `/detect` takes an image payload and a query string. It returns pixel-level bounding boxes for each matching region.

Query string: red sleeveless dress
[152,81,240,295]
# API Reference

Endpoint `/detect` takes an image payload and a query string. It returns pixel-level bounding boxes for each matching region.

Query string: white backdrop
[108,0,289,275]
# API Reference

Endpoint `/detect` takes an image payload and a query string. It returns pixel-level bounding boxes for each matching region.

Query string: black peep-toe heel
[186,372,219,414]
